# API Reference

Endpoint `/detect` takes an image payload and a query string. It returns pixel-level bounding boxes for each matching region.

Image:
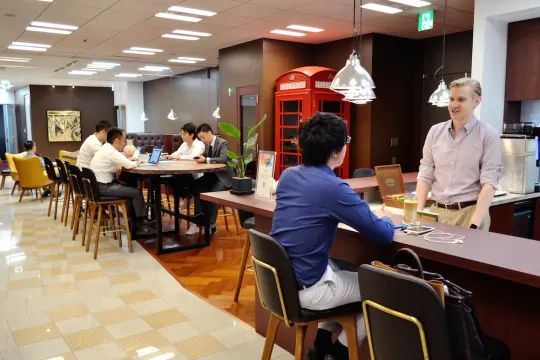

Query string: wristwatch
[469,224,478,229]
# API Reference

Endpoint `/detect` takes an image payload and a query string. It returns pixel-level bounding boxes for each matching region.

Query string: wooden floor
[138,209,257,328]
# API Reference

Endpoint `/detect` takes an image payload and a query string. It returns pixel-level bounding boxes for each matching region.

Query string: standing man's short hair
[107,128,124,144]
[196,123,213,134]
[449,78,482,97]
[96,120,112,133]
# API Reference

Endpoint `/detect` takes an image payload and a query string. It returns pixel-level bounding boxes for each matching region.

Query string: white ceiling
[0,0,474,87]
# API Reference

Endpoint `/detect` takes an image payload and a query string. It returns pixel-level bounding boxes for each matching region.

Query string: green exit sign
[418,10,434,31]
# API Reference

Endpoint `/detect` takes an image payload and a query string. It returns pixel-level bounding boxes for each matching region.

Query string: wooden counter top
[201,191,540,289]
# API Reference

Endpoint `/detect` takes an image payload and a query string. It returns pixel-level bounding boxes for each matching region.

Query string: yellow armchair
[5,152,27,194]
[13,156,53,202]
[60,150,78,165]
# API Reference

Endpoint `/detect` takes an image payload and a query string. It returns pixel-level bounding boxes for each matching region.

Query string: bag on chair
[372,248,510,360]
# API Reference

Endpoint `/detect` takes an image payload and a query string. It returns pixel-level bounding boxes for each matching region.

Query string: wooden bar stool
[43,157,62,220]
[249,229,361,360]
[233,211,255,302]
[81,168,133,260]
[55,158,74,226]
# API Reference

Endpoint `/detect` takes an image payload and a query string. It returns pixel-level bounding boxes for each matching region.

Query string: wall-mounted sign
[418,10,434,31]
[315,81,332,89]
[0,80,11,89]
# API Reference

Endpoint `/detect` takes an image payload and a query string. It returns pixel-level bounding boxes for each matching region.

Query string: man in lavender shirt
[416,78,502,230]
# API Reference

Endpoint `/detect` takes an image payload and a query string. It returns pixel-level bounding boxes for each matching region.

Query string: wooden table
[125,160,225,254]
[201,191,540,358]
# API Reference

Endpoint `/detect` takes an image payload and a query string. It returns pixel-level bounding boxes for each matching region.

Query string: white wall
[472,0,540,132]
[113,81,145,133]
[0,90,14,105]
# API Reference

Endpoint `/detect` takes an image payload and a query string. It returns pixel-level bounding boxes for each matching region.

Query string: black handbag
[391,248,510,360]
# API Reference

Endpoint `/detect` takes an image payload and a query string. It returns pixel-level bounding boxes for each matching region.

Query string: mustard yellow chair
[5,152,27,195]
[13,156,53,202]
[60,150,78,165]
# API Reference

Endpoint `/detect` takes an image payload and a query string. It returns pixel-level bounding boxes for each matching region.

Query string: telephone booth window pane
[283,100,299,113]
[282,141,299,153]
[320,100,341,113]
[283,128,298,139]
[283,155,299,166]
[283,114,299,126]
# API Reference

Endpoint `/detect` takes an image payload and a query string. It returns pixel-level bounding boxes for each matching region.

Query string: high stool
[81,168,133,259]
[233,211,255,302]
[43,157,62,220]
[55,158,74,226]
[249,229,361,360]
[67,164,91,245]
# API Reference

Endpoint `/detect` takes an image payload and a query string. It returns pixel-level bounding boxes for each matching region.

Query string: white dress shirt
[77,134,102,169]
[206,136,217,164]
[90,143,136,184]
[171,139,205,158]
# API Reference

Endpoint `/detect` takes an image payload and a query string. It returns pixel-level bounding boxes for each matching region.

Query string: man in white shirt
[77,121,112,169]
[90,128,145,227]
[166,123,206,234]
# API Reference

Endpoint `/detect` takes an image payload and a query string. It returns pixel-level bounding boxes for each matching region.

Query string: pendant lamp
[428,0,450,107]
[330,0,375,104]
[212,64,220,119]
[140,110,149,122]
[167,76,178,120]
[212,106,220,119]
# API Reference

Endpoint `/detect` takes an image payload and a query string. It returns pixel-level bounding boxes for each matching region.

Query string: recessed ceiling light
[0,57,31,62]
[115,73,142,78]
[0,65,36,68]
[26,26,72,34]
[139,66,171,71]
[12,42,51,48]
[172,29,212,37]
[130,47,164,53]
[37,0,54,2]
[361,3,403,14]
[87,62,120,68]
[162,34,200,41]
[83,67,106,72]
[68,70,96,75]
[30,21,78,30]
[286,25,324,32]
[8,45,47,52]
[155,13,201,22]
[168,59,197,64]
[123,50,155,55]
[168,6,216,17]
[176,57,206,61]
[270,29,306,37]
[388,0,430,7]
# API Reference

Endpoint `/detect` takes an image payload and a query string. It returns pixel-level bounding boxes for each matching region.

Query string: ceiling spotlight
[155,13,201,22]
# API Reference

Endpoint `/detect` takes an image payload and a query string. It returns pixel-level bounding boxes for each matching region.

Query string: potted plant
[218,114,267,194]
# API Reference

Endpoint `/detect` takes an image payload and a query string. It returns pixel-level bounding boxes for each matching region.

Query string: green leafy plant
[218,114,267,178]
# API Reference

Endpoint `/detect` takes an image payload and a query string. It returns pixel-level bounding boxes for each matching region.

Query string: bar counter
[201,189,540,358]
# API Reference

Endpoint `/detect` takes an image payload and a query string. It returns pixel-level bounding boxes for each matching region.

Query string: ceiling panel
[52,0,121,9]
[247,0,315,10]
[204,13,254,27]
[0,0,49,13]
[175,0,245,13]
[261,11,318,25]
[81,20,135,32]
[52,33,116,53]
[237,20,285,34]
[290,0,352,16]
[93,10,152,25]
[108,0,165,14]
[39,3,105,20]
[223,4,283,19]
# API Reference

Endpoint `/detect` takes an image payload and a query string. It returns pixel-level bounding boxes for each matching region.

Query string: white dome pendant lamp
[428,0,450,107]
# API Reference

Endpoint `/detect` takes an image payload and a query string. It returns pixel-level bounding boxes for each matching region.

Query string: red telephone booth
[274,66,351,179]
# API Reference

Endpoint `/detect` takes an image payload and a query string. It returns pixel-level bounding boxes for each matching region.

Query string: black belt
[435,200,477,210]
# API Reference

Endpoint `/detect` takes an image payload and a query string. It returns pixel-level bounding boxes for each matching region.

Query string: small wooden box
[374,164,408,209]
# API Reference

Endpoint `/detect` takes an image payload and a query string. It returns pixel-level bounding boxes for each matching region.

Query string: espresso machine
[501,122,540,194]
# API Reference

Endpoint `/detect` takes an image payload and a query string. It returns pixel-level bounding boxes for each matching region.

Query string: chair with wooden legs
[55,158,74,227]
[43,157,62,220]
[249,229,362,360]
[233,210,255,302]
[12,156,53,202]
[219,206,241,234]
[66,164,91,245]
[81,168,133,259]
[4,152,27,195]
[0,159,10,190]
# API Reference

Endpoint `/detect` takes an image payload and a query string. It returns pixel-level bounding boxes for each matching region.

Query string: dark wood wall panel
[29,85,116,159]
[506,18,540,101]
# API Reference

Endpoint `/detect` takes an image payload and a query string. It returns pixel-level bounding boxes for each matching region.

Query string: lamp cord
[359,0,363,62]
[433,0,448,81]
[168,76,172,108]
[352,0,357,53]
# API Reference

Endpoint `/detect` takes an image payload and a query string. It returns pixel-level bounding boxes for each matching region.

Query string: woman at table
[167,123,205,234]
[270,112,395,360]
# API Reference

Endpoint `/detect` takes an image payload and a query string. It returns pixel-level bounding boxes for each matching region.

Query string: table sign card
[256,150,276,199]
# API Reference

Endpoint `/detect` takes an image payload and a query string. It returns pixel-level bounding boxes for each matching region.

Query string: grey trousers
[192,173,228,228]
[97,182,145,219]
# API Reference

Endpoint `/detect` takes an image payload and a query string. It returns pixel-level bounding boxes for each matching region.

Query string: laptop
[138,148,163,167]
[133,146,142,159]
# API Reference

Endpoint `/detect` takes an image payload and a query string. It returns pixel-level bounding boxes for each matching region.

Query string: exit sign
[0,80,10,89]
[418,10,434,31]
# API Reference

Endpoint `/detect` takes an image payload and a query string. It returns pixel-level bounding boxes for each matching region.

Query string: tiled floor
[0,180,292,360]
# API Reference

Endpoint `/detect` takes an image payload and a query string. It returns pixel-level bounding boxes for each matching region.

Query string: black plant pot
[230,177,254,195]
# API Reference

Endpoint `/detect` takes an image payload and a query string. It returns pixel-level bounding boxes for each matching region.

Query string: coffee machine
[501,123,540,194]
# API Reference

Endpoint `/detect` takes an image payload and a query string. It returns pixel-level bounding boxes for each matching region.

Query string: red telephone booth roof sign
[278,66,335,78]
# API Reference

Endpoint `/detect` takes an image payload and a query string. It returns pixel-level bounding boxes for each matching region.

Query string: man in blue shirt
[270,112,395,360]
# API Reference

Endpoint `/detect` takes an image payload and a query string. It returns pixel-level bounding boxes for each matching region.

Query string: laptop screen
[148,148,162,164]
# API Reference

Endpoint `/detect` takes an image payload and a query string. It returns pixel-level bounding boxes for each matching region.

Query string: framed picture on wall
[47,110,82,142]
